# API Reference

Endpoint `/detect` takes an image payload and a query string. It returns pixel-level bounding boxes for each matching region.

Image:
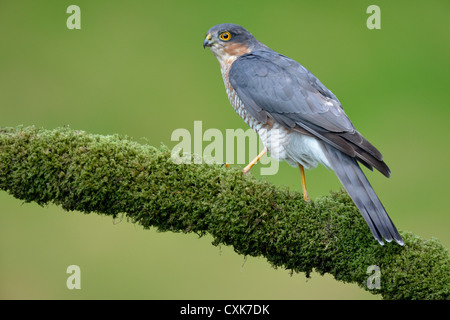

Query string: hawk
[203,23,403,246]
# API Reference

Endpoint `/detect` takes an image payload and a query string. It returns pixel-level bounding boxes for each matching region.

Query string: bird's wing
[229,50,390,177]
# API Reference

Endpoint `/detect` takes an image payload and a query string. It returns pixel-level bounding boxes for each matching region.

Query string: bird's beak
[203,33,213,48]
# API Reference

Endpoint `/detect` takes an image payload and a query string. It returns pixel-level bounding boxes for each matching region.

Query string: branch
[1,126,448,300]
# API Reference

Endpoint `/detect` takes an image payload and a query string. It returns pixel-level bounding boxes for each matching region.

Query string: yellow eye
[219,31,231,41]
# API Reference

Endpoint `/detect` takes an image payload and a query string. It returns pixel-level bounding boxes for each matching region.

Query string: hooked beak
[203,33,213,48]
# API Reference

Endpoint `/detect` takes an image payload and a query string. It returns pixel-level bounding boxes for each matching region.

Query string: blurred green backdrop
[0,0,448,299]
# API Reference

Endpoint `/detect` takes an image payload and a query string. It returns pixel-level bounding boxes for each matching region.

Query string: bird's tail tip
[324,145,405,247]
[377,236,405,246]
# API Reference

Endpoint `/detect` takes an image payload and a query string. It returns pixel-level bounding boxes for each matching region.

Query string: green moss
[1,126,449,299]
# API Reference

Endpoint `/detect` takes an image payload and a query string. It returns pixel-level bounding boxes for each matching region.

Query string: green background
[0,0,448,299]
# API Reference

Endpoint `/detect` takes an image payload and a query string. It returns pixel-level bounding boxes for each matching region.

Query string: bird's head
[203,23,263,64]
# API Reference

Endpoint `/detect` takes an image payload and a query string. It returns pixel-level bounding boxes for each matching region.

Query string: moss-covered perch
[0,126,448,299]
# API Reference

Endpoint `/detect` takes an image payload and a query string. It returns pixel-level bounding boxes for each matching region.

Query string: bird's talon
[303,193,310,203]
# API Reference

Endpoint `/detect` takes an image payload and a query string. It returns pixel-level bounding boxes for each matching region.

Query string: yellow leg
[299,164,310,202]
[243,147,267,174]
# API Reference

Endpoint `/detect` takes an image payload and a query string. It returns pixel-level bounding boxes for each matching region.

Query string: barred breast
[221,66,290,163]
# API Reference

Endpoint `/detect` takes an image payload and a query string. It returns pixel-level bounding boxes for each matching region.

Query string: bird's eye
[219,31,231,41]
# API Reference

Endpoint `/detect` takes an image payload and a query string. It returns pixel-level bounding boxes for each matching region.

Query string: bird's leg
[299,164,310,202]
[242,147,267,174]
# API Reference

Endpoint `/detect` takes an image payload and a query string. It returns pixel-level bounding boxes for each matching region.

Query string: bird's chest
[220,59,257,128]
[219,59,290,161]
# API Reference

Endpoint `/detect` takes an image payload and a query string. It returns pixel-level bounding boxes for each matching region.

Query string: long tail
[323,144,404,246]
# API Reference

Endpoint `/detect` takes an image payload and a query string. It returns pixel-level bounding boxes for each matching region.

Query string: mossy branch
[0,126,448,299]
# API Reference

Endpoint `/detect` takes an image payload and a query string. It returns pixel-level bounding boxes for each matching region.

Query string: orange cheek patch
[225,42,251,57]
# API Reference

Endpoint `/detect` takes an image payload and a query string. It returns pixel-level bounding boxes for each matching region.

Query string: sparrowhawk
[203,23,403,246]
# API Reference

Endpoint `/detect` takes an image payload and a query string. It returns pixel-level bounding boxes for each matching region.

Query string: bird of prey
[203,23,403,246]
